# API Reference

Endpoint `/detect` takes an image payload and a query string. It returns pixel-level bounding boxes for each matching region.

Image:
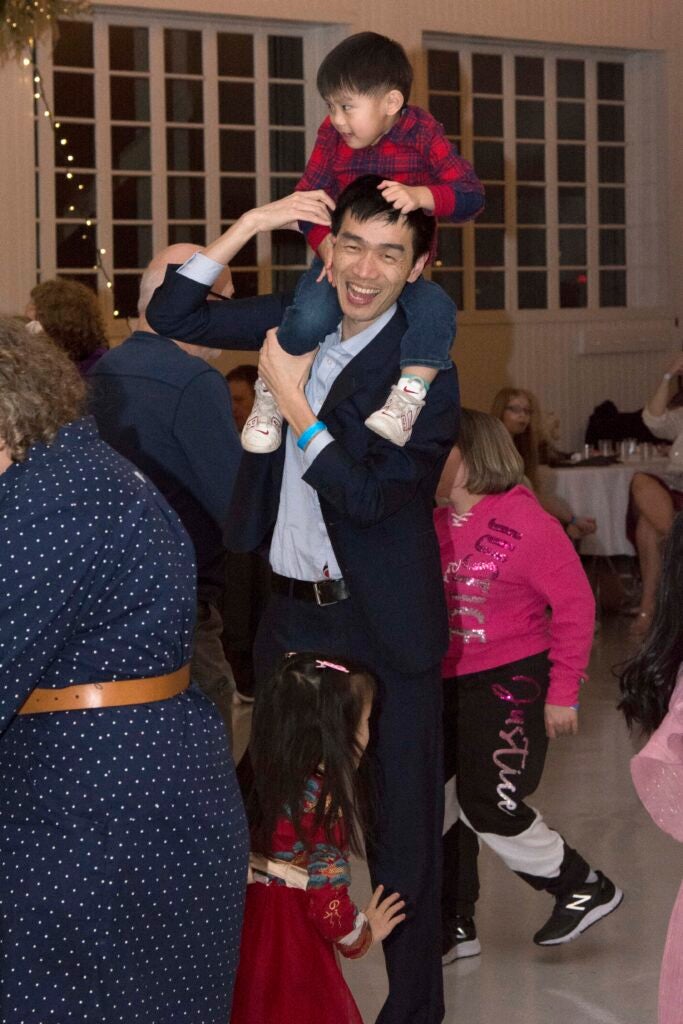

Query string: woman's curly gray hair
[0,317,86,462]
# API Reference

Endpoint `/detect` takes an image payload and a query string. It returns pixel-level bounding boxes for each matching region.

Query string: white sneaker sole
[442,938,482,964]
[241,430,281,454]
[536,887,624,946]
[364,412,412,447]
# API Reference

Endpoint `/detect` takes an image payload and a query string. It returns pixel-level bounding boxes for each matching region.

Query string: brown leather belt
[271,572,350,606]
[18,664,191,715]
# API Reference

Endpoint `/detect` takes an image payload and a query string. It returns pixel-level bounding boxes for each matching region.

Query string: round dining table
[537,457,670,557]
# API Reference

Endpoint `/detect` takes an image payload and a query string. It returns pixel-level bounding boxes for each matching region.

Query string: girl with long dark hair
[230,652,405,1024]
[619,515,683,1023]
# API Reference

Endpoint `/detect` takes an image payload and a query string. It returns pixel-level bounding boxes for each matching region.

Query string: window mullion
[545,56,559,313]
[461,48,475,313]
[502,50,517,311]
[203,30,221,244]
[585,60,599,310]
[149,22,167,254]
[94,16,114,316]
[254,31,272,291]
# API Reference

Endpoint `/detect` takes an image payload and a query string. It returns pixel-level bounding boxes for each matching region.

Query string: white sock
[585,869,598,883]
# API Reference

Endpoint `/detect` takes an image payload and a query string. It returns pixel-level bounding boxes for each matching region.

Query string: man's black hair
[331,174,435,263]
[316,32,413,104]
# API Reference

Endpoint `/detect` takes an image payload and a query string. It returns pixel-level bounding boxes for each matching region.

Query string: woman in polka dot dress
[0,319,248,1024]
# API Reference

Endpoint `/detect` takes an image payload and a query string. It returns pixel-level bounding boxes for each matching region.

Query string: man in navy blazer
[147,176,459,1024]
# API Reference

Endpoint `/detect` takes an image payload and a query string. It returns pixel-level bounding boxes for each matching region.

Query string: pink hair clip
[315,659,350,674]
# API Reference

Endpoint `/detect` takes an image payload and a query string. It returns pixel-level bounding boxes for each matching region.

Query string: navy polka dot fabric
[0,418,248,1023]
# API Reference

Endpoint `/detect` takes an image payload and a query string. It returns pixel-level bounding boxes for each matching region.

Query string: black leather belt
[271,572,350,606]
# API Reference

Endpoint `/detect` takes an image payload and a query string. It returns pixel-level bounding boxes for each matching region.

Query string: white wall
[2,0,682,447]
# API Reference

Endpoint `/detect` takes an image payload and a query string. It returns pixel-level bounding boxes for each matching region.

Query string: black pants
[442,650,589,919]
[191,599,235,749]
[254,591,445,1024]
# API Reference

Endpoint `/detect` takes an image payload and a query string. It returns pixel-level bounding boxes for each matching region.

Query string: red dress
[230,776,371,1024]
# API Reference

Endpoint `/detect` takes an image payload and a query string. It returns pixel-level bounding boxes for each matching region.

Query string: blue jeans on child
[277,258,456,370]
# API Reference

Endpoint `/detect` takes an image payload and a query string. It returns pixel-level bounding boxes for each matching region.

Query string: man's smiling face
[330,212,429,339]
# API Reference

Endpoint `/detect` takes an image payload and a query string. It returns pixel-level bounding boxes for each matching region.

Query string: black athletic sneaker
[442,916,482,964]
[533,871,624,946]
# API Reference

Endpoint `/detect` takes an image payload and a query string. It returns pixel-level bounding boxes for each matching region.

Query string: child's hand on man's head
[378,180,435,214]
[316,234,335,285]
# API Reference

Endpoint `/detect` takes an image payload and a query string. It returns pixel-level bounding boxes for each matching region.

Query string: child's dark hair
[317,32,413,104]
[331,174,435,262]
[618,512,683,733]
[249,651,376,857]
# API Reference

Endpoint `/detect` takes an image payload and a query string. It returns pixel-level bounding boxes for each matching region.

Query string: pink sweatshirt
[435,485,595,706]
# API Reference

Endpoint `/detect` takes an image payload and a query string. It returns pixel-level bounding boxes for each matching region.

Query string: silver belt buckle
[313,580,336,606]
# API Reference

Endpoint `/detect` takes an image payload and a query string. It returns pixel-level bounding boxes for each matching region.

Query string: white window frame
[424,35,668,326]
[34,10,333,339]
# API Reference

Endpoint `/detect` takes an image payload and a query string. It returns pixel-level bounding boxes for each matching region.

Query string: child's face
[502,394,532,436]
[324,89,403,149]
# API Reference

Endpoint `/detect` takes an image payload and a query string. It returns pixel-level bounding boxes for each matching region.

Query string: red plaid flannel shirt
[295,104,485,253]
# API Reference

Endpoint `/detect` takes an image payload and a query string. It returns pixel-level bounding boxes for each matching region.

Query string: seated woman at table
[0,318,248,1023]
[491,387,597,542]
[628,353,683,637]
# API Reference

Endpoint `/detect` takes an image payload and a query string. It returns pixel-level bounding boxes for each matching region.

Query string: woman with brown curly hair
[0,318,247,1023]
[26,277,109,373]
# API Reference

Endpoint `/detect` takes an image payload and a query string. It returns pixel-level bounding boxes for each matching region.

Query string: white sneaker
[364,376,427,446]
[241,378,283,453]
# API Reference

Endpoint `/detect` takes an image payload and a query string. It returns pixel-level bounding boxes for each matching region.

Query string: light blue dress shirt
[178,252,396,581]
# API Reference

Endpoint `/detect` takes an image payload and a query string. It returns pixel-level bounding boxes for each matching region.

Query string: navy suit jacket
[147,268,460,673]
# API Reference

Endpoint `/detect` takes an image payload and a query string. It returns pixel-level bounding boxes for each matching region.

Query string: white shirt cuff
[338,912,368,946]
[178,251,225,286]
[302,429,333,468]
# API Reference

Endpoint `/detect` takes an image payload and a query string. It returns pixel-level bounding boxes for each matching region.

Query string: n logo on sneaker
[566,893,591,911]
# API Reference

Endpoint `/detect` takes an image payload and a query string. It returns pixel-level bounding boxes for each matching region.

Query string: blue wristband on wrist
[297,420,327,451]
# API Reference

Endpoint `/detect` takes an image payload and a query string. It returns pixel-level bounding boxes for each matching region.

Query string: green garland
[1,0,89,64]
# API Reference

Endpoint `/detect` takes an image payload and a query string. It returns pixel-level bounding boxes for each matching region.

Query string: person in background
[0,319,247,1024]
[26,277,109,375]
[491,387,597,542]
[226,363,258,432]
[619,513,683,1023]
[231,652,405,1024]
[88,245,240,744]
[436,409,622,963]
[628,353,683,637]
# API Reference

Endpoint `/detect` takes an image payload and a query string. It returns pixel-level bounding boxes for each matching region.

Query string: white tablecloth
[537,459,670,557]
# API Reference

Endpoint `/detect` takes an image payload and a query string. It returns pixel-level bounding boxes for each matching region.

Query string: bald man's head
[137,244,233,319]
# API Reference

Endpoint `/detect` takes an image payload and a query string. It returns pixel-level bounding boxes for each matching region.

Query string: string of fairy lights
[24,47,121,317]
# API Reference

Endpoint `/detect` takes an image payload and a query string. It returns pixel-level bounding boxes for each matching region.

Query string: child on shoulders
[242,32,484,454]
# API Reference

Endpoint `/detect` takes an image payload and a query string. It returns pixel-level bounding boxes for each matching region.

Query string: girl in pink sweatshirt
[435,409,623,963]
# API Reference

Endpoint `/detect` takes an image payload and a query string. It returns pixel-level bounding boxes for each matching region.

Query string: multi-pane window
[427,49,463,308]
[426,42,629,313]
[35,16,314,320]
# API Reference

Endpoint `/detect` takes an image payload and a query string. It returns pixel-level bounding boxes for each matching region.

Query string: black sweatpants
[442,650,589,919]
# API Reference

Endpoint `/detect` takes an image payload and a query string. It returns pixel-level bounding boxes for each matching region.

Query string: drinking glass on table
[598,439,614,456]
